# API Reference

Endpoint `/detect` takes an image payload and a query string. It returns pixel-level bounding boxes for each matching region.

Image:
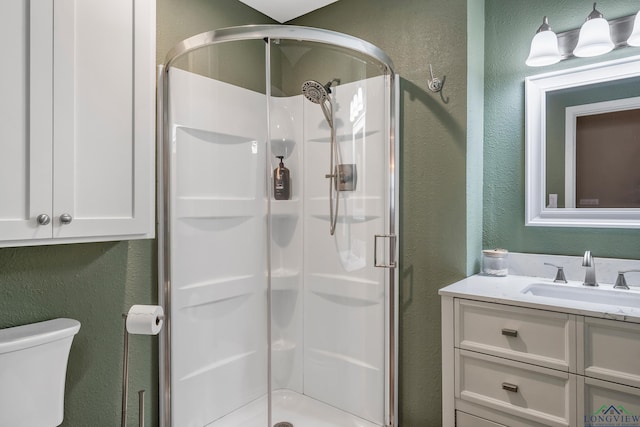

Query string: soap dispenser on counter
[273,156,291,200]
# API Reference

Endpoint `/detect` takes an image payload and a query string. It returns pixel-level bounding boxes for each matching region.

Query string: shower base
[209,389,380,427]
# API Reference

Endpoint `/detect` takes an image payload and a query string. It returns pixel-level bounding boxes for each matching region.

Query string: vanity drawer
[455,349,575,427]
[456,411,506,427]
[455,299,576,371]
[580,317,640,388]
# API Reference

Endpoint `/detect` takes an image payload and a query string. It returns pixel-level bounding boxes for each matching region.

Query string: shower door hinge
[374,234,397,269]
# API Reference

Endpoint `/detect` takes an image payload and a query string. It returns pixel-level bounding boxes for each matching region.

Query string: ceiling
[236,0,339,23]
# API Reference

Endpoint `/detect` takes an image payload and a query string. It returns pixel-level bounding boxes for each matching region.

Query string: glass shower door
[268,39,394,427]
[164,39,271,427]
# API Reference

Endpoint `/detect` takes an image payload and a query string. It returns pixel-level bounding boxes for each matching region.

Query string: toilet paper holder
[121,309,165,427]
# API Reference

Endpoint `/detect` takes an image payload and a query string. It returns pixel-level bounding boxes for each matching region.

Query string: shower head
[301,80,331,104]
[302,80,335,129]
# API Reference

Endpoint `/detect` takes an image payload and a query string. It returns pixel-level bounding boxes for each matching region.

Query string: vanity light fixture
[627,11,640,46]
[573,3,614,57]
[526,4,640,66]
[525,16,561,67]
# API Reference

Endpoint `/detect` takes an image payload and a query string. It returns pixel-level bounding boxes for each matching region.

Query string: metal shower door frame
[158,24,399,427]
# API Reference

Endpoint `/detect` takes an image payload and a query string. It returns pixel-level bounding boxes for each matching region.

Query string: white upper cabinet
[0,0,155,246]
[0,1,53,242]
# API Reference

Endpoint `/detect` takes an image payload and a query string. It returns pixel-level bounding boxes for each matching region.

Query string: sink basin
[522,283,640,308]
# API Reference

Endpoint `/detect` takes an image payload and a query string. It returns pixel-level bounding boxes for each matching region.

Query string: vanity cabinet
[0,0,155,247]
[442,296,640,427]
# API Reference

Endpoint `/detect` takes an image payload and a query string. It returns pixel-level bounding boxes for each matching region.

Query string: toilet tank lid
[0,318,81,354]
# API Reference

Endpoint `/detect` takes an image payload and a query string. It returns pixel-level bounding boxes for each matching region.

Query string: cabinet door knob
[37,214,51,226]
[60,213,73,224]
[502,382,519,393]
[501,328,518,337]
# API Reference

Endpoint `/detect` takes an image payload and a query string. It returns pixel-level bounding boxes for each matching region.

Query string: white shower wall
[168,67,389,426]
[301,77,388,425]
[168,68,269,426]
[269,94,304,394]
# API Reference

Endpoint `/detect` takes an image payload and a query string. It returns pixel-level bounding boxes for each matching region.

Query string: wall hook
[428,64,444,93]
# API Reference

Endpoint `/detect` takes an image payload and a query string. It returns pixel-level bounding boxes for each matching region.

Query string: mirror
[525,54,640,228]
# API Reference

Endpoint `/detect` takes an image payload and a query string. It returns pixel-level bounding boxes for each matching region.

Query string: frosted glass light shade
[573,17,614,57]
[526,30,561,66]
[627,11,640,47]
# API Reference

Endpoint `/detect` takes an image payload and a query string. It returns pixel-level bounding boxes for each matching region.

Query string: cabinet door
[578,376,640,426]
[580,316,640,388]
[52,0,154,239]
[0,0,53,241]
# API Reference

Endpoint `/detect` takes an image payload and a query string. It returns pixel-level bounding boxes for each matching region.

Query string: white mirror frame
[525,54,640,228]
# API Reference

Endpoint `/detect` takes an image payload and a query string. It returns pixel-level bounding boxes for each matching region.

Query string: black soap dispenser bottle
[273,156,291,200]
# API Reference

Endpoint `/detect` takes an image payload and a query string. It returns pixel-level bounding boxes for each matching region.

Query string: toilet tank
[0,318,81,427]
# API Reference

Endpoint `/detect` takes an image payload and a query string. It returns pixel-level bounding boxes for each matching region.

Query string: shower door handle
[374,234,397,268]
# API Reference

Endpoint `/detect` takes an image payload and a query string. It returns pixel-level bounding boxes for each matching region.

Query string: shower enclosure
[158,25,399,427]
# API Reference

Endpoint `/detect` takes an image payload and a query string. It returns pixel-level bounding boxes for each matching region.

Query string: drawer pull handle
[501,328,518,337]
[502,382,519,393]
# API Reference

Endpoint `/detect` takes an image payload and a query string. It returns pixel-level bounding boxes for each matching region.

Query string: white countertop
[439,274,640,324]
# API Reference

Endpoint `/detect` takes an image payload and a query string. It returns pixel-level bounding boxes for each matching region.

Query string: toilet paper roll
[126,305,164,335]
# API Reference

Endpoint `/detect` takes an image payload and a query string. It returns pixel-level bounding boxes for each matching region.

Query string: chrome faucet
[582,251,598,287]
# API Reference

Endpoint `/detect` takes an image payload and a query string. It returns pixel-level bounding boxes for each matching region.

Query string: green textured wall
[484,0,640,259]
[156,0,275,66]
[0,241,156,426]
[293,1,470,425]
[467,0,485,276]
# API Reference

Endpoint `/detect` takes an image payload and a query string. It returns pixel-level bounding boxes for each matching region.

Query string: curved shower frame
[158,24,399,427]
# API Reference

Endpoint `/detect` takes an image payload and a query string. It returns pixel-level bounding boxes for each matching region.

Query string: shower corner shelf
[271,269,300,292]
[270,198,301,218]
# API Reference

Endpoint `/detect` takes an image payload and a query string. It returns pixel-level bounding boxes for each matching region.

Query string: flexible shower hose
[322,98,341,236]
